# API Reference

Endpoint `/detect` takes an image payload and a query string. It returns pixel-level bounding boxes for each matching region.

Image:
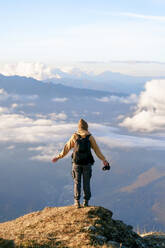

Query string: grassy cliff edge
[0,206,164,248]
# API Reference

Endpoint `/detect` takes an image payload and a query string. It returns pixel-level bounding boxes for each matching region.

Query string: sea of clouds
[1,65,165,162]
[1,102,165,163]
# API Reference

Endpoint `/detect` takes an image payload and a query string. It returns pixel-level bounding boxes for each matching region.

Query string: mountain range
[44,68,165,94]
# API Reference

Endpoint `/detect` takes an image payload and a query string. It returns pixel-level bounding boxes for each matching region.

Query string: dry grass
[0,205,164,248]
[0,206,111,248]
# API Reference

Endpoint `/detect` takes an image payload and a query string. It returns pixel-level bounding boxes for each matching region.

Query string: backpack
[72,134,95,165]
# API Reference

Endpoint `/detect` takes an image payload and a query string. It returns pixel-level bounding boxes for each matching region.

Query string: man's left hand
[102,160,111,170]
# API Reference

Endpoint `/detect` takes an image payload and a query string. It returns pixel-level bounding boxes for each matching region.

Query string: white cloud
[11,102,36,109]
[1,110,165,162]
[7,145,15,150]
[0,111,71,143]
[48,112,67,120]
[52,97,68,102]
[28,122,165,162]
[96,96,110,103]
[121,94,138,104]
[0,62,61,81]
[89,123,165,150]
[12,94,38,101]
[0,107,10,113]
[0,88,38,103]
[0,88,9,101]
[117,114,125,120]
[92,112,100,116]
[26,103,36,107]
[120,80,165,132]
[29,144,64,162]
[0,89,7,95]
[96,94,138,104]
[11,103,19,109]
[120,12,165,22]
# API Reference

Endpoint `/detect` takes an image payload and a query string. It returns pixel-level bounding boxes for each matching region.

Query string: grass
[0,206,108,247]
[0,205,164,248]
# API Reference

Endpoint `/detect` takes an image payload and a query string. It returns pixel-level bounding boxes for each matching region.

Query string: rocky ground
[141,232,165,248]
[0,205,164,248]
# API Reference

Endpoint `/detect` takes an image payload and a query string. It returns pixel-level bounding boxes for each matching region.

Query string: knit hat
[78,119,88,131]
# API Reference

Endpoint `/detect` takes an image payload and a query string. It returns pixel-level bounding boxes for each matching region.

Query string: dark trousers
[72,164,92,201]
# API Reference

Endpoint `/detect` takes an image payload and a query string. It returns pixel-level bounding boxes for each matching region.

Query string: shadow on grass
[0,237,68,248]
[0,238,14,248]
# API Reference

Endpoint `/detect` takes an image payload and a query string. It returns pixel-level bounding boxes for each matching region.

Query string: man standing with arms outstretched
[52,119,110,208]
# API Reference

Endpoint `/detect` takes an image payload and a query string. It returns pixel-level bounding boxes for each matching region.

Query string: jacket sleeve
[56,134,75,159]
[90,135,106,161]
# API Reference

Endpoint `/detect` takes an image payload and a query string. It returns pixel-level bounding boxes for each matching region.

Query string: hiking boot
[74,200,81,208]
[83,200,89,207]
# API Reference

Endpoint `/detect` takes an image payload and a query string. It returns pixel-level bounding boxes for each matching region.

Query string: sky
[1,0,165,75]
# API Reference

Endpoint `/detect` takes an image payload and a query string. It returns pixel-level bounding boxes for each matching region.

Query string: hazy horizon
[1,0,165,76]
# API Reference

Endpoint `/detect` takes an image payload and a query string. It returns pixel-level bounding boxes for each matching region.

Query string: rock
[95,234,107,241]
[83,225,97,231]
[107,240,121,247]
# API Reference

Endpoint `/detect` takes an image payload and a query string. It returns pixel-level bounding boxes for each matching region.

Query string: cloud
[120,168,165,193]
[79,61,106,64]
[29,144,64,162]
[96,94,138,104]
[0,87,39,103]
[120,80,165,132]
[0,107,10,113]
[11,102,36,109]
[96,96,110,103]
[0,107,164,150]
[7,145,15,150]
[1,108,165,162]
[0,111,71,143]
[26,103,36,107]
[0,88,9,101]
[48,112,67,120]
[119,12,165,22]
[88,123,165,150]
[0,62,62,81]
[92,112,100,116]
[111,60,165,65]
[0,62,95,81]
[52,97,68,102]
[11,103,19,109]
[0,88,7,95]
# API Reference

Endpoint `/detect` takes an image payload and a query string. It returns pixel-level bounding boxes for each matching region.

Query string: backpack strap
[85,134,91,140]
[75,133,91,140]
[75,133,81,138]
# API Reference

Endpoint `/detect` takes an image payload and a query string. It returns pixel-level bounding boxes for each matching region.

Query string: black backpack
[72,134,95,165]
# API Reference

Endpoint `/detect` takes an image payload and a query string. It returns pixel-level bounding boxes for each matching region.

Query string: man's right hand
[52,157,59,163]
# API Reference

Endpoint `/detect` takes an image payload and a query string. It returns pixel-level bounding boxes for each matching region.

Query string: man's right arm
[52,134,75,163]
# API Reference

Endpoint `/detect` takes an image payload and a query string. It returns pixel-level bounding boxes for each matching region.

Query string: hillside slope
[0,205,162,248]
[0,74,123,97]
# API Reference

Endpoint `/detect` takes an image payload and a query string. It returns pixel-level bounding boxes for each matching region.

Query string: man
[52,119,110,208]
